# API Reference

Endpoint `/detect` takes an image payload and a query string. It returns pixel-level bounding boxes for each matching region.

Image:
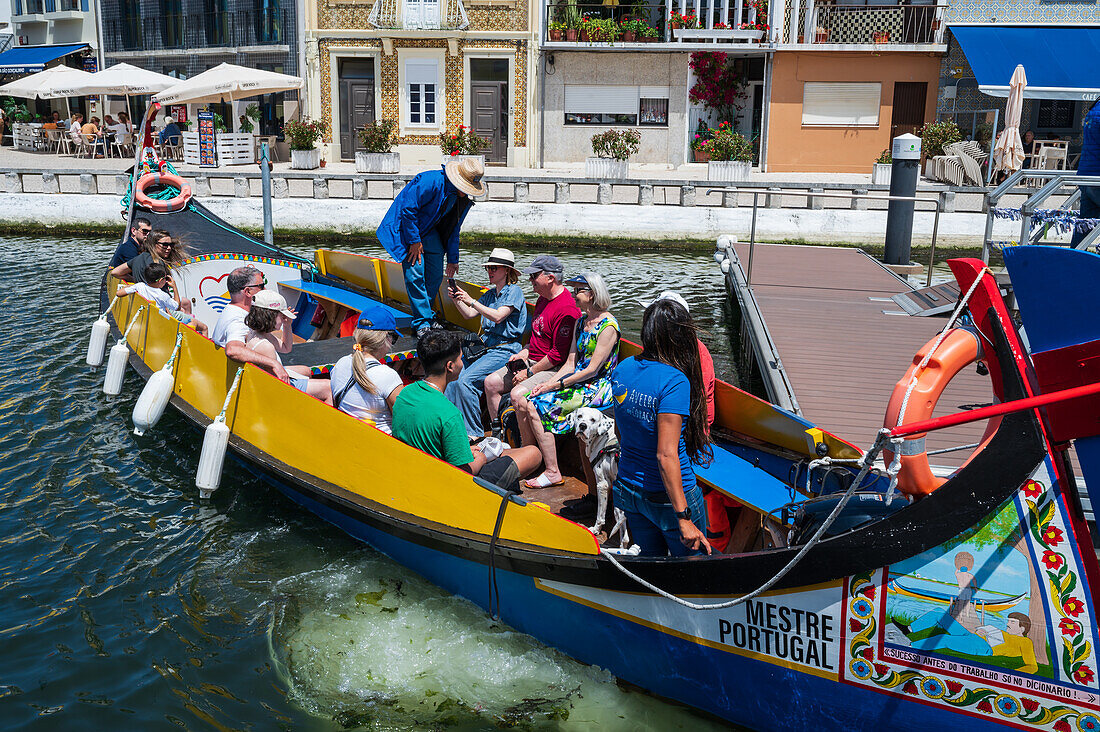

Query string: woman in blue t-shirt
[611,299,714,556]
[446,248,531,439]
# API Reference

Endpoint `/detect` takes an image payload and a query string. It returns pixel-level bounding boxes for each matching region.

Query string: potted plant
[439,124,489,167]
[706,122,753,181]
[564,3,581,40]
[283,117,326,169]
[872,30,889,43]
[356,119,400,173]
[239,103,260,133]
[872,148,892,185]
[585,128,640,179]
[814,25,829,43]
[691,121,713,163]
[621,18,641,43]
[641,23,659,42]
[917,119,962,159]
[580,13,592,41]
[549,20,565,41]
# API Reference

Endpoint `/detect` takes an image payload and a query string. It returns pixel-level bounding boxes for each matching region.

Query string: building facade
[937,3,1098,162]
[303,0,539,165]
[99,0,298,132]
[7,0,97,50]
[537,1,771,168]
[763,0,947,174]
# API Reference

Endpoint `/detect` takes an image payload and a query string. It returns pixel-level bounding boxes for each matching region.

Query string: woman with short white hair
[519,271,619,489]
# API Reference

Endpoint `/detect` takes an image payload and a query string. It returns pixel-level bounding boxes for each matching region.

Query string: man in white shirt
[211,265,290,382]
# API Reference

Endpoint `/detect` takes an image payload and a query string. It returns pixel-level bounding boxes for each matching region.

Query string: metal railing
[543,0,762,44]
[981,170,1100,262]
[367,0,469,30]
[782,2,946,45]
[709,187,944,287]
[104,9,290,52]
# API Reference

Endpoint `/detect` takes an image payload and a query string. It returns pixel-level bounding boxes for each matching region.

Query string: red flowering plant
[689,52,748,124]
[439,124,488,156]
[670,9,699,28]
[740,0,769,32]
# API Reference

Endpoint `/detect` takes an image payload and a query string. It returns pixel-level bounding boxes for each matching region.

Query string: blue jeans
[445,342,521,438]
[613,480,708,556]
[403,229,445,332]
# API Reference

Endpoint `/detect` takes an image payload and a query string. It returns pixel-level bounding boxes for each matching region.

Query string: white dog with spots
[570,407,629,544]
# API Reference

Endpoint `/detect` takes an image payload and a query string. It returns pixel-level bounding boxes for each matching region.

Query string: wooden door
[471,82,507,164]
[339,79,375,158]
[890,81,928,139]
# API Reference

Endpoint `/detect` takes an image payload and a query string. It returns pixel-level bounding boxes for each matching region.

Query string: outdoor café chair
[47,128,72,156]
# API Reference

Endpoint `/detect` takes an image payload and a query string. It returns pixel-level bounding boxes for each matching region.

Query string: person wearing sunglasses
[109,216,153,267]
[111,230,193,315]
[444,247,529,440]
[210,266,291,384]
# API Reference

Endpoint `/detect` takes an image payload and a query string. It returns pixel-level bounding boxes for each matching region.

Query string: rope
[599,430,900,611]
[99,294,120,321]
[161,331,184,374]
[486,488,515,621]
[215,367,245,424]
[119,160,183,210]
[121,305,146,340]
[926,441,981,457]
[896,269,991,430]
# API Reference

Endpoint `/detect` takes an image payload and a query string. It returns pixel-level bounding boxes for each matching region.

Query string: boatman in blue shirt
[377,158,487,336]
[1072,100,1100,248]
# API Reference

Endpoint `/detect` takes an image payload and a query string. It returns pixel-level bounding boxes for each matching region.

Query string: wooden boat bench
[278,279,413,342]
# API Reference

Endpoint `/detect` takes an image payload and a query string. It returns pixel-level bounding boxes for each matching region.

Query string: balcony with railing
[104,9,290,52]
[777,1,947,47]
[366,0,469,31]
[542,0,768,47]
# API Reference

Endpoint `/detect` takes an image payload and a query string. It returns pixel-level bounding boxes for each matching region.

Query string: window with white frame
[563,85,670,126]
[801,82,881,127]
[406,59,438,126]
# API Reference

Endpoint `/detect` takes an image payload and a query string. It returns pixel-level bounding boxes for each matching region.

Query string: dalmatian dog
[570,407,629,544]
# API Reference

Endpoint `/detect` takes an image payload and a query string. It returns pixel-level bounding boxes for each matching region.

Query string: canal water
[0,234,735,730]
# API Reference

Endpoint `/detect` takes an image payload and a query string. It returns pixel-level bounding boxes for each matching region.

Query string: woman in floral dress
[518,272,619,489]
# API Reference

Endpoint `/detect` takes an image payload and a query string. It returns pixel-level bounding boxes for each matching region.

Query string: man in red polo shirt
[483,254,580,438]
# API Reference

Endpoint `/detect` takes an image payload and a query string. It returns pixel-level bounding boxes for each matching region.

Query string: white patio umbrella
[152,63,303,105]
[0,65,97,117]
[992,64,1028,174]
[75,63,180,129]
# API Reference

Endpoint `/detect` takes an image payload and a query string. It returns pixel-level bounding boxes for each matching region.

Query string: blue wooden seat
[278,279,412,340]
[694,441,796,516]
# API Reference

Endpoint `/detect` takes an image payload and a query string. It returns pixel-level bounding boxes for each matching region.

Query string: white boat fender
[86,294,120,367]
[196,367,244,499]
[103,306,146,396]
[132,331,183,436]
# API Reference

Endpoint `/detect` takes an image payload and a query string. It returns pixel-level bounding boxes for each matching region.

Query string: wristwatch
[675,507,692,520]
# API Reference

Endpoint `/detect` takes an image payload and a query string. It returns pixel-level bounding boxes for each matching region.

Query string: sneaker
[559,494,597,520]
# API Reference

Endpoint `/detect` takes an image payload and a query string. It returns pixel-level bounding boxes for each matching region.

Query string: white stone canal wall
[0,168,1034,246]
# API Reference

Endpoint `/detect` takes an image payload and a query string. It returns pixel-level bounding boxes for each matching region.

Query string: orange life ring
[134,171,191,213]
[883,328,986,498]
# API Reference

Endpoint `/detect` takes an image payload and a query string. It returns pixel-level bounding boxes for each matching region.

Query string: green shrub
[283,118,327,150]
[590,128,641,160]
[705,122,753,161]
[918,120,962,158]
[357,119,398,153]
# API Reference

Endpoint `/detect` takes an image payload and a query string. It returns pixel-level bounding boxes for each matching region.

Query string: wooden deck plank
[735,243,991,467]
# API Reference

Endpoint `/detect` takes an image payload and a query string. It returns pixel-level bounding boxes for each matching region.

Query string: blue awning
[950,25,1100,101]
[0,44,89,74]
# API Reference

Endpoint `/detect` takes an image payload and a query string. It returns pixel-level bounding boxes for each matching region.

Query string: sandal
[522,473,565,490]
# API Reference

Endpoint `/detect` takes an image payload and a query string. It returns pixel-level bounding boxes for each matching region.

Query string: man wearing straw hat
[377,158,487,336]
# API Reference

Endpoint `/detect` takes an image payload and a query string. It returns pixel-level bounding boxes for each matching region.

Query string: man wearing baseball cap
[483,254,580,437]
[376,158,487,336]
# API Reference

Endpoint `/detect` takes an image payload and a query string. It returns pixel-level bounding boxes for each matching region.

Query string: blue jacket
[1080,101,1100,177]
[376,167,471,264]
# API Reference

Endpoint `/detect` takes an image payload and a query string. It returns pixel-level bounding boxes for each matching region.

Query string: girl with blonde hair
[329,314,406,433]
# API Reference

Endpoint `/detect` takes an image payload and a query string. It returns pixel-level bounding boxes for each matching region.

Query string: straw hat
[483,247,519,273]
[444,156,487,197]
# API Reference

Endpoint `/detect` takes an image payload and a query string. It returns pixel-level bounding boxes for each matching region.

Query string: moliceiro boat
[96,157,1100,729]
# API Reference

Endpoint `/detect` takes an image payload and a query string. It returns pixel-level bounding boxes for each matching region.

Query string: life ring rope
[135,171,192,213]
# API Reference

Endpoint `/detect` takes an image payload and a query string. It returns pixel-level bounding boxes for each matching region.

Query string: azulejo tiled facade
[944,0,1097,24]
[305,0,537,165]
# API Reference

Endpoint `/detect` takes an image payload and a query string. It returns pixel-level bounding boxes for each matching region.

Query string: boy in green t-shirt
[392,330,542,491]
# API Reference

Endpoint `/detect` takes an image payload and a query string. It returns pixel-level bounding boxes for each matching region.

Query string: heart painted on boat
[199,272,232,314]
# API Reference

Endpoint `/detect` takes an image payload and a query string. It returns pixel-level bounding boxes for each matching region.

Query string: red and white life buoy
[883,327,999,498]
[134,172,192,213]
